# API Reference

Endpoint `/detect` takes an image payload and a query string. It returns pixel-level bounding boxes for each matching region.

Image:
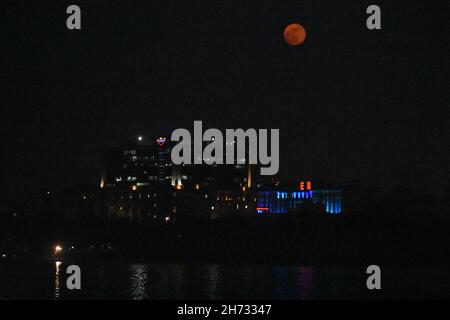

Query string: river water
[0,262,449,299]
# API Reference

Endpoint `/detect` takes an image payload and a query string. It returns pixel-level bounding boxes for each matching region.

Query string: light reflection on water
[0,262,447,299]
[124,263,315,300]
[129,264,149,300]
[205,264,223,300]
[298,266,314,299]
[53,261,62,300]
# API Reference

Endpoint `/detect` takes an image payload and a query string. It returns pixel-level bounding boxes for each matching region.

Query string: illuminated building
[96,137,177,222]
[102,137,173,190]
[255,181,343,214]
[96,136,254,222]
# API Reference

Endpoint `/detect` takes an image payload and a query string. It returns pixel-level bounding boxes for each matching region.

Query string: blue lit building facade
[256,189,343,215]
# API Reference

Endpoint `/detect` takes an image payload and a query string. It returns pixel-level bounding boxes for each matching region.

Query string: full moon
[284,23,306,46]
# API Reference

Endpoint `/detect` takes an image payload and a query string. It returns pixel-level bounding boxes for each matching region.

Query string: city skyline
[1,1,449,199]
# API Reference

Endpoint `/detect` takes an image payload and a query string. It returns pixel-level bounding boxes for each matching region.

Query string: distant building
[255,180,343,215]
[101,136,174,190]
[96,137,254,222]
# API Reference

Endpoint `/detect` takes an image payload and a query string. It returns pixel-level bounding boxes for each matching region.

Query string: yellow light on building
[131,185,137,191]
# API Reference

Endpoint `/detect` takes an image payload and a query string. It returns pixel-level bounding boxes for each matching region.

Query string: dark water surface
[0,261,449,299]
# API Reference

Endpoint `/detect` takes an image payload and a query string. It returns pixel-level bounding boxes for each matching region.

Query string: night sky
[1,1,449,198]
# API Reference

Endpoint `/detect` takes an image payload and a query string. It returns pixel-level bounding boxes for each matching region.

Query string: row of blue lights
[276,191,313,199]
[258,191,342,214]
[324,196,342,214]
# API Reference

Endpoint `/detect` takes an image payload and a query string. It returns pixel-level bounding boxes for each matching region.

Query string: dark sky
[1,0,449,198]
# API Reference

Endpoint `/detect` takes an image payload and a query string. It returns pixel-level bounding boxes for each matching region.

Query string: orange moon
[284,23,306,46]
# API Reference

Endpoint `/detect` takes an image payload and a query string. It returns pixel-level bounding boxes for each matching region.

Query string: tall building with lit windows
[96,136,254,222]
[101,137,173,190]
[96,137,179,222]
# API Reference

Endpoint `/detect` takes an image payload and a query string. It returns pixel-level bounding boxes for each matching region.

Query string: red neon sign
[156,137,166,147]
[256,207,269,211]
[299,181,312,191]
